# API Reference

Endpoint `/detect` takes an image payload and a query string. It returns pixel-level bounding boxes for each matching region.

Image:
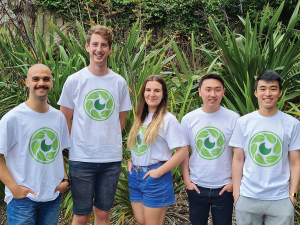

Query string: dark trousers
[188,185,233,225]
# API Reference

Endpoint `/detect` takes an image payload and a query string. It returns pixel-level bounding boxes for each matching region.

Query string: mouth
[263,98,273,102]
[35,86,48,90]
[208,99,217,103]
[95,53,104,59]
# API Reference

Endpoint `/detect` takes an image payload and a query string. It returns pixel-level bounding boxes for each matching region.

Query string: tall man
[58,25,132,225]
[181,73,239,225]
[230,70,300,225]
[0,64,70,224]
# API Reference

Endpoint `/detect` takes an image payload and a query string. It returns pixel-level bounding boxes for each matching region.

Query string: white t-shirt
[131,112,187,166]
[58,68,132,163]
[0,103,70,204]
[181,107,240,188]
[229,110,300,200]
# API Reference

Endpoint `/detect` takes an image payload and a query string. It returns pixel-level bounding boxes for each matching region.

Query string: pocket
[288,197,295,208]
[234,195,241,206]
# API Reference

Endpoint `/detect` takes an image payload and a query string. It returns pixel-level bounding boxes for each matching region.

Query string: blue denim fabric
[188,185,233,225]
[128,161,175,208]
[69,160,121,215]
[7,194,62,225]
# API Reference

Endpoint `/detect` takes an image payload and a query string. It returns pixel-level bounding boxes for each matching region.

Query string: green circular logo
[195,127,226,160]
[29,127,60,164]
[133,125,149,156]
[248,131,283,167]
[83,89,115,121]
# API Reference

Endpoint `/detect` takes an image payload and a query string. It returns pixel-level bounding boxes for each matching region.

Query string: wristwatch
[62,178,70,184]
[289,193,299,198]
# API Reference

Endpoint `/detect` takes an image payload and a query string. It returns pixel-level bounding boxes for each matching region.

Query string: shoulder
[182,108,201,121]
[109,70,127,84]
[220,107,240,119]
[164,111,179,123]
[278,111,300,125]
[237,111,257,123]
[65,67,87,83]
[1,103,25,123]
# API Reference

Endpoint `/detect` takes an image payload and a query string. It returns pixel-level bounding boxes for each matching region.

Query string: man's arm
[232,147,245,203]
[180,146,200,194]
[289,150,300,206]
[0,154,36,198]
[60,106,74,134]
[54,155,69,193]
[119,111,127,132]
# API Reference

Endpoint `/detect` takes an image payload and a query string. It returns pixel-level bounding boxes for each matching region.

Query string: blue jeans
[7,194,62,225]
[69,160,121,215]
[188,185,233,225]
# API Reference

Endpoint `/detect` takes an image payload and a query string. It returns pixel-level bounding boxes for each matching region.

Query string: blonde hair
[86,25,113,47]
[127,75,168,149]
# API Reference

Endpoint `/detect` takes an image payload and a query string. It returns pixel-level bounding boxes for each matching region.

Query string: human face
[255,80,282,111]
[86,33,112,67]
[26,65,52,100]
[144,81,163,113]
[199,78,225,113]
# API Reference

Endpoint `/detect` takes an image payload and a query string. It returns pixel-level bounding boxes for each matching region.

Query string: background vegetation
[1,0,300,224]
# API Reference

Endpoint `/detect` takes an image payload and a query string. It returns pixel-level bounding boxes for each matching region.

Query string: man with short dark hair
[230,70,300,225]
[0,64,70,224]
[58,25,132,225]
[181,73,239,225]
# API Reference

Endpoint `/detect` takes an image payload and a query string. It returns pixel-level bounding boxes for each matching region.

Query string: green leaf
[138,145,148,152]
[31,141,40,155]
[201,148,212,158]
[106,98,113,109]
[86,100,93,113]
[87,92,99,100]
[33,131,45,140]
[208,129,218,138]
[196,139,203,150]
[91,110,101,119]
[137,134,142,145]
[99,91,109,100]
[217,135,224,147]
[198,130,209,138]
[211,147,222,156]
[100,110,111,118]
[37,151,46,162]
[251,144,258,156]
[273,140,281,155]
[53,138,59,151]
[252,135,265,143]
[46,152,56,160]
[264,133,276,144]
[266,155,280,164]
[255,154,267,164]
[44,130,55,140]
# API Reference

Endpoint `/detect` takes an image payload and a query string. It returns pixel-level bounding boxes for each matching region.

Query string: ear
[25,78,29,88]
[85,42,89,52]
[279,89,283,98]
[198,88,202,97]
[254,90,258,98]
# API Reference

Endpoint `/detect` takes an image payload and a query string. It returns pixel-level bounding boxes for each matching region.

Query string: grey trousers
[235,195,295,225]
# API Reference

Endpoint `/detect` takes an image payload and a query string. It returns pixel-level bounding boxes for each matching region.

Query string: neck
[25,98,49,113]
[258,107,278,117]
[148,106,157,114]
[201,105,221,113]
[87,63,110,77]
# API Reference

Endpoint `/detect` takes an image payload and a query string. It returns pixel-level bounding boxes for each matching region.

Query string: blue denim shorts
[7,194,62,225]
[69,160,121,215]
[128,161,175,208]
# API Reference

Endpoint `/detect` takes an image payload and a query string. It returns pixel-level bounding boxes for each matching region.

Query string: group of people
[0,24,299,225]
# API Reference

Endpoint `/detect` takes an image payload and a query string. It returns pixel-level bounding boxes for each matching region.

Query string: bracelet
[62,178,70,184]
[289,193,298,198]
[127,158,132,163]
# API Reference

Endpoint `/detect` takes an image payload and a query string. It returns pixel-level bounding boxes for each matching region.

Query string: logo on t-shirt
[195,126,226,160]
[248,131,283,167]
[133,125,150,156]
[29,127,60,164]
[83,89,115,121]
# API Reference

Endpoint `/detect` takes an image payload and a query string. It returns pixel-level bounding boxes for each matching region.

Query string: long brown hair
[127,75,168,149]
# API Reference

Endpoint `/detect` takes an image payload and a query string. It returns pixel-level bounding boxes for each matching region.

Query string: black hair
[199,73,225,89]
[255,70,282,91]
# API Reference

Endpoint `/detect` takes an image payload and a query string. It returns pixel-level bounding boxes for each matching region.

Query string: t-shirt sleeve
[165,120,187,150]
[57,77,75,109]
[0,117,16,156]
[180,117,190,146]
[119,81,132,112]
[60,114,71,150]
[288,122,300,151]
[229,119,244,148]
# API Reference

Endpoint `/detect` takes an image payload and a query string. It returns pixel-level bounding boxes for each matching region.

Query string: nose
[38,78,45,86]
[265,89,271,95]
[211,90,217,97]
[150,90,155,96]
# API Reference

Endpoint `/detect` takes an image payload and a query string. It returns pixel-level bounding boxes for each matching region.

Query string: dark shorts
[69,160,121,215]
[128,161,175,208]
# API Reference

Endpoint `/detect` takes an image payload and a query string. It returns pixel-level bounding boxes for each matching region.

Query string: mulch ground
[0,189,299,225]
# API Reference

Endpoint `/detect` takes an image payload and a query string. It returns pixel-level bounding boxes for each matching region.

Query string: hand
[290,196,297,207]
[12,185,36,199]
[219,182,233,195]
[55,181,69,193]
[127,160,133,175]
[143,168,163,179]
[185,181,200,194]
[233,191,240,203]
